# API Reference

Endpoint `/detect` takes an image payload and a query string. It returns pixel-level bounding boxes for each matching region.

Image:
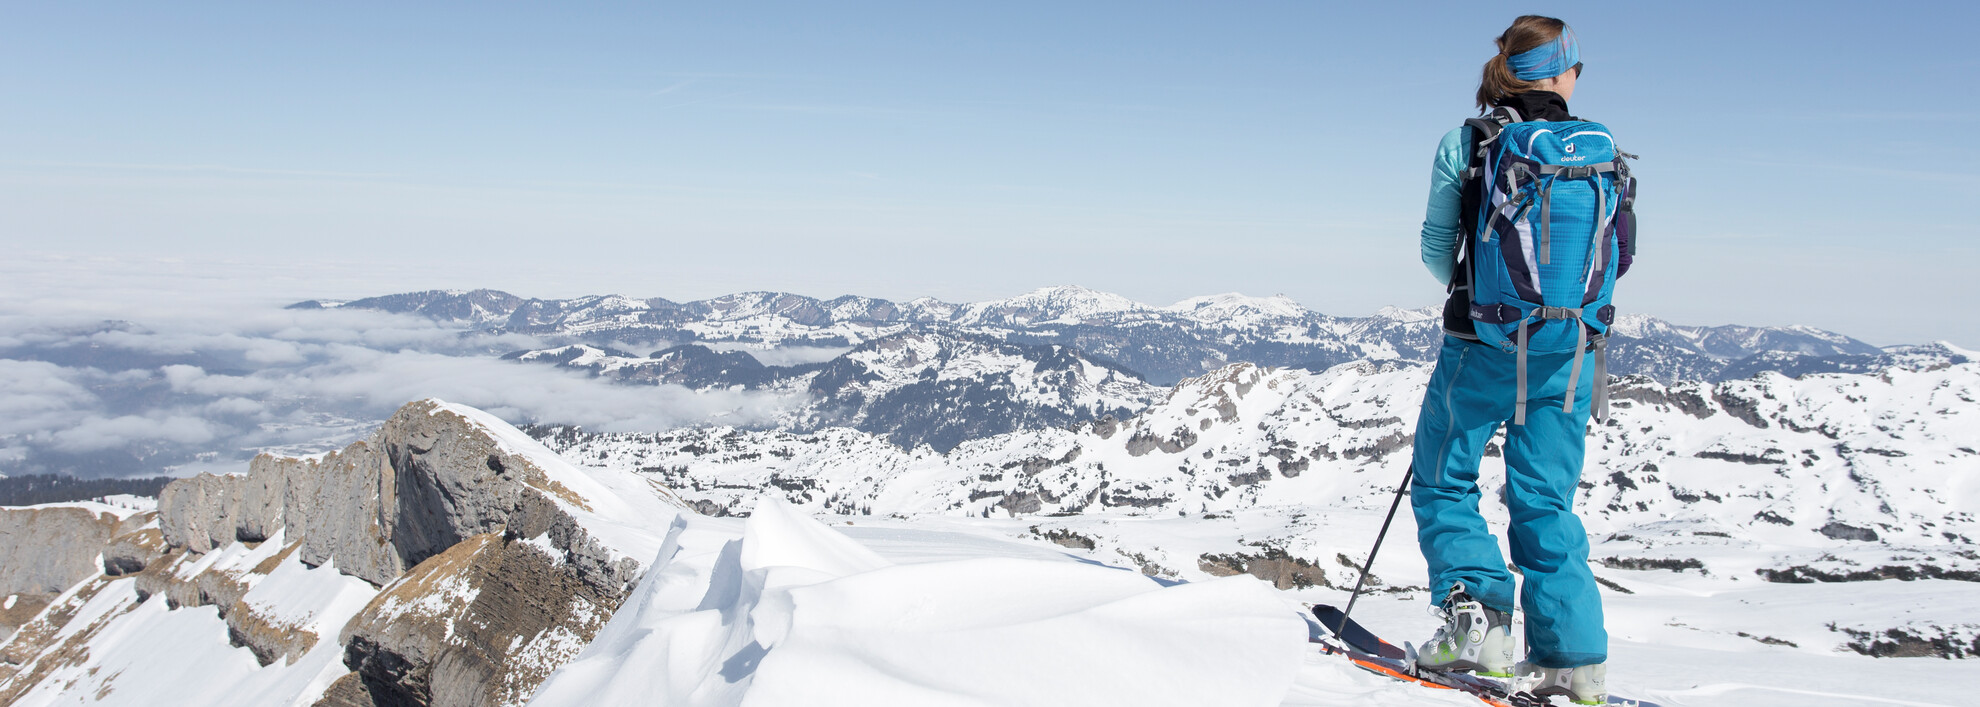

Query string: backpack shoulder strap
[1451,106,1520,282]
[1459,106,1519,181]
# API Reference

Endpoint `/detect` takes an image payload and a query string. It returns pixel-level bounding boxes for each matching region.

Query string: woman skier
[1407,15,1616,706]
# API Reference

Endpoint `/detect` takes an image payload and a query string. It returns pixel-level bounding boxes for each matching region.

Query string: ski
[1310,604,1405,659]
[1305,604,1661,707]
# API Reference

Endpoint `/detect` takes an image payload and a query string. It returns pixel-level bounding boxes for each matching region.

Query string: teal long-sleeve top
[1420,126,1471,286]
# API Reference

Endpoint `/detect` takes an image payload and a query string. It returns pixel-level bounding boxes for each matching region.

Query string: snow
[521,533,566,566]
[955,285,1151,325]
[516,498,1980,707]
[525,358,1980,705]
[19,499,153,519]
[527,499,1308,707]
[5,547,379,707]
[1166,293,1312,325]
[1372,305,1440,323]
[241,553,381,642]
[93,495,159,512]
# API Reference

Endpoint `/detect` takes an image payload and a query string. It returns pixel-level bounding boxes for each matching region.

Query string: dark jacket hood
[1495,91,1573,122]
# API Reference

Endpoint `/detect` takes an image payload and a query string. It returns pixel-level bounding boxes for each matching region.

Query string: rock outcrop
[146,399,682,707]
[339,531,620,707]
[159,401,665,592]
[1,398,685,707]
[0,506,149,597]
[0,505,153,642]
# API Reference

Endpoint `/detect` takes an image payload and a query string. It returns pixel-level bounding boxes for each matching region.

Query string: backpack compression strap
[1507,312,1610,426]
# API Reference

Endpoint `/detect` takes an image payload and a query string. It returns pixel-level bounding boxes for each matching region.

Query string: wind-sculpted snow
[525,500,1308,707]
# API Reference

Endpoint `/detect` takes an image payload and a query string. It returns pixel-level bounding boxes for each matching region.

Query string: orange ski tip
[1345,656,1516,707]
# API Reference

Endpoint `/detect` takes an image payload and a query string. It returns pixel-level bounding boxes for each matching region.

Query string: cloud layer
[0,256,801,478]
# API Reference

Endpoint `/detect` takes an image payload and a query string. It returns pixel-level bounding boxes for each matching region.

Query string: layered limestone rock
[339,531,620,707]
[160,444,399,583]
[142,398,683,707]
[0,506,149,596]
[160,400,664,592]
[0,506,153,642]
[0,399,682,705]
[102,527,170,577]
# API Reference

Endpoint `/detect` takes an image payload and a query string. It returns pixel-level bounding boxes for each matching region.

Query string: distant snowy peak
[693,291,837,322]
[296,288,524,324]
[953,285,1149,325]
[566,294,649,314]
[503,344,636,369]
[1165,293,1310,325]
[1610,314,1881,358]
[899,296,959,321]
[1372,305,1440,323]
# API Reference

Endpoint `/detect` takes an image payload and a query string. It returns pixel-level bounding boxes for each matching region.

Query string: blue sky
[2,1,1975,346]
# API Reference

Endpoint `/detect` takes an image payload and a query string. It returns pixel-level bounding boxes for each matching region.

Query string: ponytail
[1475,15,1565,113]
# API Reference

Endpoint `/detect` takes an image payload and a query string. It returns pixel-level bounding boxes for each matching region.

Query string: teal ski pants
[1409,335,1606,669]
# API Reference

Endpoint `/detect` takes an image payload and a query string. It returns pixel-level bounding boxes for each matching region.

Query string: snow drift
[528,499,1307,707]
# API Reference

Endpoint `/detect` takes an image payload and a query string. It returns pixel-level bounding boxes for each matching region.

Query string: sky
[2,1,1977,347]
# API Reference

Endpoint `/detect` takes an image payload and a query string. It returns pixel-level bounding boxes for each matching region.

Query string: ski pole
[1341,463,1413,623]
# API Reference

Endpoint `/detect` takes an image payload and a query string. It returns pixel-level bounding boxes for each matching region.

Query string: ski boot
[1411,583,1515,677]
[1517,662,1607,705]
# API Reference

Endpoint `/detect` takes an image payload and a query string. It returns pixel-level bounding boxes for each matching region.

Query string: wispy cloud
[651,78,697,96]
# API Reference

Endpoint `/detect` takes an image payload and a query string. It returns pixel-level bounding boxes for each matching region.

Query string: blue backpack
[1459,107,1636,425]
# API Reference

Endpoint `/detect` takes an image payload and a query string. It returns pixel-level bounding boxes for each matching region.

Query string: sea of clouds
[0,254,802,479]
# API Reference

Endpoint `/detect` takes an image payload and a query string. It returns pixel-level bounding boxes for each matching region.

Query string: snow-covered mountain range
[506,330,1159,451]
[298,286,1909,386]
[291,286,1960,460]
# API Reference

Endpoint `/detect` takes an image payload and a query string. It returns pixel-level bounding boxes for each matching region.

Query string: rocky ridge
[0,502,153,644]
[0,399,688,707]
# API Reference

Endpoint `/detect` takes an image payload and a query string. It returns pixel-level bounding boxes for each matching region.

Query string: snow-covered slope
[511,330,1162,451]
[538,356,1980,667]
[525,500,1306,707]
[545,358,1980,550]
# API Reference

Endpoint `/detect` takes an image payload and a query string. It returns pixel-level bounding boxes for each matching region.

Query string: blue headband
[1507,27,1579,81]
